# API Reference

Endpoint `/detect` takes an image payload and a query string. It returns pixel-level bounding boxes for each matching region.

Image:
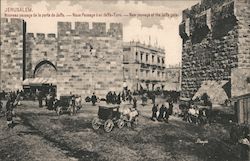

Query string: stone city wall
[0,18,26,91]
[26,33,57,78]
[234,0,250,68]
[231,68,250,97]
[56,22,124,98]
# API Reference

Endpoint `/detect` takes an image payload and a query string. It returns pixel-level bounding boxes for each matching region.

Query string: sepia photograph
[0,0,250,160]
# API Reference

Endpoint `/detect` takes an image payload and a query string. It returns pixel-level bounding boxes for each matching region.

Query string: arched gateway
[23,60,57,96]
[33,60,57,78]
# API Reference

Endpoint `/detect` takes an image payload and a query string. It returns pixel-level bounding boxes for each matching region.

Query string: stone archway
[33,60,57,78]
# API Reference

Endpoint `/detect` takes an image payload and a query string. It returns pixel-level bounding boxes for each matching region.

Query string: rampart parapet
[57,21,123,39]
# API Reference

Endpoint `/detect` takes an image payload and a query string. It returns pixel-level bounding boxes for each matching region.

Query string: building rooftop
[124,41,165,54]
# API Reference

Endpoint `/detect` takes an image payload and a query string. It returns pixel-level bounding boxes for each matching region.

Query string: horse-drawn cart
[55,95,82,116]
[92,103,139,132]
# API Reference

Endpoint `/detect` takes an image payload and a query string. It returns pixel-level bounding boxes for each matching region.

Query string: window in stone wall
[152,55,155,63]
[140,52,143,62]
[135,52,138,62]
[152,70,155,77]
[191,13,209,44]
[146,54,148,63]
[212,1,236,39]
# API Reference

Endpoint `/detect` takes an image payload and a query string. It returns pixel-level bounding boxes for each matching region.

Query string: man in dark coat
[38,90,43,108]
[164,105,169,123]
[106,91,112,104]
[71,94,76,114]
[91,93,97,106]
[151,93,156,105]
[112,92,117,104]
[133,97,137,109]
[0,100,3,113]
[117,93,121,104]
[168,101,173,116]
[158,104,165,122]
[5,95,16,128]
[121,92,125,102]
[151,104,158,121]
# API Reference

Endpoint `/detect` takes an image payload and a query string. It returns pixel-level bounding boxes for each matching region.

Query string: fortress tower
[0,18,26,91]
[179,0,250,103]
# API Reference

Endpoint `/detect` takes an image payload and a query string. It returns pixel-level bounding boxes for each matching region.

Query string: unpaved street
[0,101,243,161]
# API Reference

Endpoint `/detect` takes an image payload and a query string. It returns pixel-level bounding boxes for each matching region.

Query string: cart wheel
[92,118,101,130]
[117,119,125,129]
[104,119,114,132]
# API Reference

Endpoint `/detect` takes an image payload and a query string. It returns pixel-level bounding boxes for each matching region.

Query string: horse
[119,106,139,124]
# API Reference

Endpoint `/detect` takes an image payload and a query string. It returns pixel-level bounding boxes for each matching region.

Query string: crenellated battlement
[180,0,236,42]
[1,18,24,24]
[57,21,123,39]
[26,33,57,41]
[1,18,26,32]
[182,0,234,21]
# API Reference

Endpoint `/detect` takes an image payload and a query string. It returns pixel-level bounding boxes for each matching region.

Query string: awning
[192,80,228,105]
[23,78,57,86]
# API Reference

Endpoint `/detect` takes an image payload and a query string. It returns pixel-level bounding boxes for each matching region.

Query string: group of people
[181,101,212,125]
[105,90,135,105]
[151,101,173,122]
[0,91,21,128]
[37,90,56,110]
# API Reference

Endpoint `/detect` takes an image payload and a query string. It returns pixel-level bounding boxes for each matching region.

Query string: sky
[1,0,199,66]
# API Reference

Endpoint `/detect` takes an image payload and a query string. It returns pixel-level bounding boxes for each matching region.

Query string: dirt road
[0,101,243,161]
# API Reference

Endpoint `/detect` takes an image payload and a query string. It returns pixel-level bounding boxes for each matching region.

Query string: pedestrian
[151,104,158,121]
[47,92,54,110]
[164,105,169,123]
[71,94,76,114]
[141,93,147,106]
[158,104,165,122]
[128,93,132,104]
[117,93,121,104]
[207,99,213,124]
[5,95,15,128]
[38,90,43,108]
[151,93,156,105]
[91,93,97,106]
[0,100,3,113]
[133,97,137,109]
[106,91,112,104]
[121,91,125,102]
[168,100,173,116]
[112,92,117,104]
